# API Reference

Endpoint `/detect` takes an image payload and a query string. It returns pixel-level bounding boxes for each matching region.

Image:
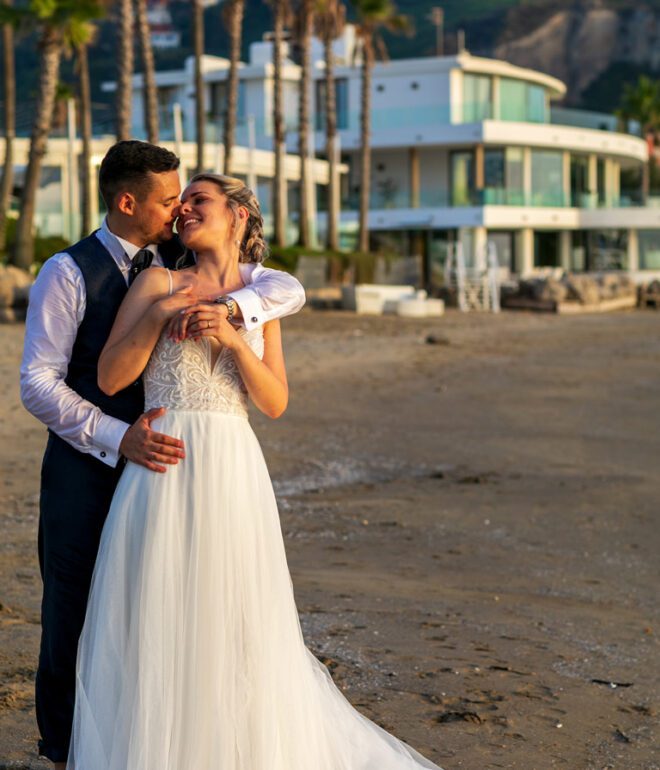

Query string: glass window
[639,230,660,270]
[570,155,590,207]
[534,231,560,267]
[451,151,474,206]
[531,151,564,206]
[484,149,505,204]
[505,147,524,204]
[597,158,606,205]
[587,230,628,271]
[500,79,548,123]
[527,85,547,122]
[462,74,492,122]
[315,78,349,131]
[500,78,526,122]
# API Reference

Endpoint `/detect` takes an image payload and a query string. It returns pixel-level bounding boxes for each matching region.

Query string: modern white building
[125,25,660,281]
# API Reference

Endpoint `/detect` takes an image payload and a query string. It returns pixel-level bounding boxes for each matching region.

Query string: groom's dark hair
[99,140,180,210]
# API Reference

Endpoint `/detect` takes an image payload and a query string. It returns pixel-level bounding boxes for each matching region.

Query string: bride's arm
[98,268,196,396]
[233,320,288,418]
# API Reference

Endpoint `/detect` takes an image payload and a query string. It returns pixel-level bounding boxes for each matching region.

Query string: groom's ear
[116,191,138,216]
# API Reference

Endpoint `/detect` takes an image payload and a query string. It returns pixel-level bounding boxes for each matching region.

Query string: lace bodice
[143,327,264,417]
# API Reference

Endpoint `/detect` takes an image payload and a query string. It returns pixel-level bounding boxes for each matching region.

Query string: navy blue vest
[63,232,189,424]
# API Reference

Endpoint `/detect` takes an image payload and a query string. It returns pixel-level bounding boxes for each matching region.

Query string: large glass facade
[499,78,548,123]
[462,74,492,122]
[531,151,564,206]
[451,151,474,206]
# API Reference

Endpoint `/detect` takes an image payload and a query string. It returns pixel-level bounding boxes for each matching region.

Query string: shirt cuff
[228,287,263,331]
[93,415,131,467]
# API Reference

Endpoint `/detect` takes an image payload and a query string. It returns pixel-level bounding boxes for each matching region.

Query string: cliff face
[493,5,660,105]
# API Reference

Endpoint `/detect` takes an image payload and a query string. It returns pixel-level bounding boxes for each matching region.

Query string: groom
[20,140,305,768]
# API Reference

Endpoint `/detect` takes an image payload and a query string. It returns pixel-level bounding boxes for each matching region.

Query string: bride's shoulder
[129,266,171,295]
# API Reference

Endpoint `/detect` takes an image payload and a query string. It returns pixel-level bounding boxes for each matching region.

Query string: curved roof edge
[456,52,566,100]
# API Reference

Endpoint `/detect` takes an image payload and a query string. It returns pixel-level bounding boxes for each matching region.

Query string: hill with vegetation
[5,0,660,134]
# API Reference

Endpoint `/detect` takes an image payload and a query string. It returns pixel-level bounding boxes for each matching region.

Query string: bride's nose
[179,199,192,215]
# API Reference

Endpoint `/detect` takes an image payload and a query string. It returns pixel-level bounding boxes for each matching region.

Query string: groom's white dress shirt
[21,219,305,468]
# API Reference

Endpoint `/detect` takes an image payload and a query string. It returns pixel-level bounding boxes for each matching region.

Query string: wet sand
[1,309,659,769]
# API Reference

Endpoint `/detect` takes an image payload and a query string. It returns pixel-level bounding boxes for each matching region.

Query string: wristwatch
[214,295,237,322]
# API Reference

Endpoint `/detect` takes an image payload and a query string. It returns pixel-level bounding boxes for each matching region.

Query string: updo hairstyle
[188,173,268,263]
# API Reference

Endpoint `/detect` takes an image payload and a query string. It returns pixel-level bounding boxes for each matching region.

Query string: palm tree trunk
[323,23,338,251]
[13,27,63,269]
[223,0,244,176]
[0,3,15,255]
[76,41,92,237]
[272,1,286,247]
[296,0,313,247]
[192,0,205,173]
[116,0,134,141]
[135,0,158,143]
[358,33,373,253]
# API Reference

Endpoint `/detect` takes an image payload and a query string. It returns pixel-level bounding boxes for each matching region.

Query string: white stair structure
[444,241,502,313]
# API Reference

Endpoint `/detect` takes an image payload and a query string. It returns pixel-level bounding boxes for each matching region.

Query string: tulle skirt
[68,410,442,770]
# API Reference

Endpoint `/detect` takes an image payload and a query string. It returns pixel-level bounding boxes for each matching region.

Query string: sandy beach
[1,308,659,770]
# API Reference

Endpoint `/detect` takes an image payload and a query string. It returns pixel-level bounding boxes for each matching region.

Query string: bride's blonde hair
[188,173,269,263]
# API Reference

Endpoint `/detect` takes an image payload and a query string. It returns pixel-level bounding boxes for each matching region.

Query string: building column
[588,154,597,207]
[562,150,571,207]
[559,230,572,271]
[474,144,485,204]
[627,229,639,273]
[517,227,534,275]
[409,147,420,208]
[523,147,532,205]
[473,225,488,271]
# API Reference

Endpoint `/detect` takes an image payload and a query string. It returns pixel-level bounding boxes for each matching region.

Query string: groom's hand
[119,407,185,473]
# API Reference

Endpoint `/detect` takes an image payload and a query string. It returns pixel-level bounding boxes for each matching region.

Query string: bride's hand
[153,285,198,328]
[181,303,241,349]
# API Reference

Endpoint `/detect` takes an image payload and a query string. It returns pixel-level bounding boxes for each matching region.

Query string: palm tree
[270,0,288,247]
[116,0,133,140]
[75,37,93,236]
[295,0,313,247]
[7,0,104,269]
[135,0,158,143]
[315,0,344,251]
[617,75,660,199]
[0,0,15,255]
[351,0,409,252]
[222,0,244,176]
[192,0,205,173]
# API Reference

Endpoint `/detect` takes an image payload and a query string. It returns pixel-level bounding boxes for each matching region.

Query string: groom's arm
[20,254,131,467]
[226,265,305,330]
[20,255,184,471]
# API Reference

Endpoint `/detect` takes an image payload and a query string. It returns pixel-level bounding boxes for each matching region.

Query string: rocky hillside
[492,3,660,106]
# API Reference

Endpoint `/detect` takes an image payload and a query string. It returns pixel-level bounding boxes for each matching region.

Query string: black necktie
[129,249,153,285]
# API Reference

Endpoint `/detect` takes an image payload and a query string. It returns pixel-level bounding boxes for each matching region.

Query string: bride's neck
[193,249,242,289]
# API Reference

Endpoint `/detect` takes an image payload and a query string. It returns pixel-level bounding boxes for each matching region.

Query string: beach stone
[534,277,568,302]
[0,265,33,309]
[565,275,600,305]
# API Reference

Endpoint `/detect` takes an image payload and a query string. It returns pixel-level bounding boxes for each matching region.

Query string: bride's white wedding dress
[68,327,443,770]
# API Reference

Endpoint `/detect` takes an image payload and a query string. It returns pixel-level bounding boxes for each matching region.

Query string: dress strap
[167,269,173,296]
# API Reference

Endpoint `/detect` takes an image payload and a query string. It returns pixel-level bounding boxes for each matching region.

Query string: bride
[67,174,443,770]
